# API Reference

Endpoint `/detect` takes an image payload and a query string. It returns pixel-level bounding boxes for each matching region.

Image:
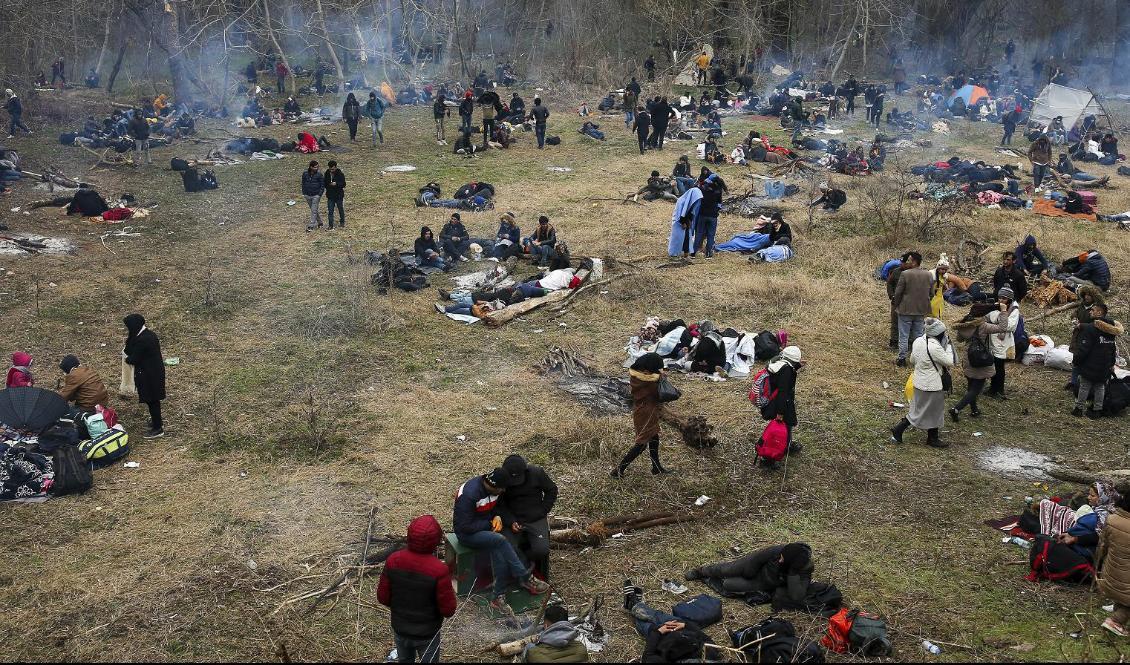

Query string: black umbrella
[0,387,70,431]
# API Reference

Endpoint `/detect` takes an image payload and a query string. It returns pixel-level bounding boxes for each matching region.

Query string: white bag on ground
[1044,345,1074,371]
[1022,335,1055,366]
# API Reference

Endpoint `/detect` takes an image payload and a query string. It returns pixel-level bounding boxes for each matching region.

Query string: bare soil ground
[1,87,1129,662]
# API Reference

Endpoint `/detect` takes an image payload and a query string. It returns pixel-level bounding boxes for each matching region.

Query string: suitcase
[1077,190,1097,205]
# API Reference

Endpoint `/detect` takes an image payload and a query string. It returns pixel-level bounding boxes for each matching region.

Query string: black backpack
[753,330,781,361]
[50,443,93,496]
[967,334,994,368]
[199,169,219,190]
[170,157,191,172]
[181,167,202,192]
[731,618,824,663]
[546,136,561,145]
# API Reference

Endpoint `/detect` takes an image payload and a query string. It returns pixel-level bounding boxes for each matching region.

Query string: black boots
[926,428,949,448]
[612,437,668,477]
[648,438,669,475]
[890,418,909,444]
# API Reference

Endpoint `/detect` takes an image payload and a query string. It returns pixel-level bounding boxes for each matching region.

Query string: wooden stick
[1024,301,1077,323]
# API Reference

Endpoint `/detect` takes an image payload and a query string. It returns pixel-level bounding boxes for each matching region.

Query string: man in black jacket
[631,106,651,155]
[527,97,549,149]
[1072,302,1123,418]
[128,110,151,166]
[5,89,31,138]
[324,160,346,229]
[498,455,558,577]
[992,251,1028,302]
[439,213,471,262]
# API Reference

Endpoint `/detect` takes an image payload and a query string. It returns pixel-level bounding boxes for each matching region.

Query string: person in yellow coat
[695,51,711,86]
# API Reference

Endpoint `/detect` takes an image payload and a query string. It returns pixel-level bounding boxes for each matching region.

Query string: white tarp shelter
[674,45,713,86]
[1030,83,1103,130]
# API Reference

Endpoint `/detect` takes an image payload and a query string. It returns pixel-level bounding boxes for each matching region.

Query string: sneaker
[437,288,450,300]
[970,408,982,418]
[144,428,165,439]
[949,407,960,422]
[4,135,12,139]
[1102,618,1128,637]
[788,442,804,455]
[1072,407,1084,417]
[489,595,514,615]
[434,303,444,313]
[522,576,550,595]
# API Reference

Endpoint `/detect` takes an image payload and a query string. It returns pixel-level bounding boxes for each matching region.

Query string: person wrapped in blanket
[1024,481,1121,583]
[748,212,794,263]
[683,543,838,613]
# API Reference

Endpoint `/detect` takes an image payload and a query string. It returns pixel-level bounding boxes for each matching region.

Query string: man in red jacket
[377,515,457,663]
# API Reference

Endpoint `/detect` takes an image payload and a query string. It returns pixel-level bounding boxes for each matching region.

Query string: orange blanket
[1032,197,1097,221]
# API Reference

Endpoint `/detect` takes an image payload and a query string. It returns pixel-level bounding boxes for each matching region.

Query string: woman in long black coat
[124,313,166,438]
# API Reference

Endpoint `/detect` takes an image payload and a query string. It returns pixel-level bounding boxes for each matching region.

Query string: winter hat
[997,286,1015,301]
[631,352,664,373]
[502,454,528,486]
[924,317,947,337]
[4,89,13,98]
[936,253,950,269]
[781,346,802,364]
[59,355,80,373]
[11,351,32,367]
[500,212,515,224]
[486,467,512,488]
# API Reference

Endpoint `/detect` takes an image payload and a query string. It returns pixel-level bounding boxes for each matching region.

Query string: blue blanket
[715,232,770,253]
[668,188,702,256]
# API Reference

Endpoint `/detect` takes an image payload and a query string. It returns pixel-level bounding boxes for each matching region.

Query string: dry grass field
[1,85,1128,662]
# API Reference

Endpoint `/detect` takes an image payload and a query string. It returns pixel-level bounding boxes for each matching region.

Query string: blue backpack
[673,593,723,627]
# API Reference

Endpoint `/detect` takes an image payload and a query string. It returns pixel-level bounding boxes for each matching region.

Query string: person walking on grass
[891,317,954,448]
[528,97,549,149]
[612,353,670,478]
[123,314,166,439]
[5,89,31,138]
[342,92,361,142]
[949,306,1010,421]
[365,91,386,147]
[301,160,325,231]
[376,515,456,663]
[432,94,449,144]
[631,106,651,155]
[127,109,151,166]
[324,160,346,229]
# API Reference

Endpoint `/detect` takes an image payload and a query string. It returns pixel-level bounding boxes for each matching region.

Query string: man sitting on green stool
[454,468,551,612]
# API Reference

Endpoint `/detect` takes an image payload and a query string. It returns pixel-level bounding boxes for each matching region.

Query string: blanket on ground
[1033,197,1097,221]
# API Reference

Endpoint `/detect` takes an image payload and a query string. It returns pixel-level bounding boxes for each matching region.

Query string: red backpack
[755,419,789,462]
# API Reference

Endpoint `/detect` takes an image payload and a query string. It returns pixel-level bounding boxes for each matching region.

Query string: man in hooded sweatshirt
[1014,235,1049,277]
[1072,302,1123,419]
[499,454,558,578]
[123,314,167,438]
[377,515,457,663]
[523,604,588,663]
[6,351,34,388]
[57,355,110,411]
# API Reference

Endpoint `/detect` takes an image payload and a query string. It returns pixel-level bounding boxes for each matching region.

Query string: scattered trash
[546,166,573,173]
[1068,632,1082,640]
[661,579,688,594]
[123,462,140,469]
[247,559,258,571]
[1104,604,1115,612]
[239,470,248,479]
[694,495,711,506]
[599,290,609,295]
[163,357,180,366]
[456,435,466,442]
[1008,536,1032,549]
[890,401,905,408]
[881,381,890,389]
[286,200,296,206]
[382,164,417,172]
[532,328,545,333]
[973,432,984,437]
[1012,643,1036,652]
[611,532,625,539]
[922,640,942,655]
[9,207,19,212]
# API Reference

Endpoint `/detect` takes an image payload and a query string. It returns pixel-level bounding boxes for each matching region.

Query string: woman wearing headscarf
[668,186,701,258]
[684,543,816,609]
[612,353,668,477]
[1029,482,1122,584]
[891,317,954,448]
[6,351,34,388]
[762,346,802,453]
[123,314,167,438]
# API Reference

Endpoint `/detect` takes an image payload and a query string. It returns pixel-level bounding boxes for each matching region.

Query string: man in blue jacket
[365,91,386,147]
[1066,250,1111,292]
[454,469,550,612]
[1014,235,1049,277]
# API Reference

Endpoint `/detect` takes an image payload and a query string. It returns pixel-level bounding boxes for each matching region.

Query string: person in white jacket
[891,317,955,448]
[985,285,1020,399]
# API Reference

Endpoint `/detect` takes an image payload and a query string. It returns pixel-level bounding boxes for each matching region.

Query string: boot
[890,418,910,444]
[612,442,646,478]
[926,428,949,448]
[949,406,960,422]
[648,438,669,475]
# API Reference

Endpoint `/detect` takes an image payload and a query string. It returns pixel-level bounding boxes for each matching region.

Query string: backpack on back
[749,368,778,412]
[967,334,994,368]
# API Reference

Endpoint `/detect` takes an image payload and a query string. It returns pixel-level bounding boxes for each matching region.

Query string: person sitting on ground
[452,127,478,155]
[1015,235,1050,277]
[671,156,696,195]
[57,355,109,411]
[282,97,301,116]
[508,93,526,122]
[1063,190,1093,215]
[809,183,847,211]
[992,251,1028,303]
[548,241,571,271]
[498,454,558,578]
[6,351,34,388]
[636,170,677,202]
[376,514,456,663]
[523,604,588,663]
[1072,301,1123,418]
[492,212,522,259]
[439,213,472,263]
[1032,482,1121,583]
[523,216,557,266]
[685,543,814,608]
[453,469,551,613]
[621,585,709,663]
[1100,133,1119,160]
[1065,250,1112,292]
[756,212,792,246]
[1097,492,1130,637]
[702,133,724,164]
[414,226,448,272]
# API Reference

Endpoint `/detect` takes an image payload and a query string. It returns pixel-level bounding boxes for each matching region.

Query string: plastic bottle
[922,640,942,655]
[1010,536,1032,549]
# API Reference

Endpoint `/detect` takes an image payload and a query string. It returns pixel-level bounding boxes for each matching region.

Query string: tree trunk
[159,0,194,102]
[94,7,114,76]
[107,40,129,93]
[1114,0,1130,87]
[261,0,295,96]
[314,0,345,84]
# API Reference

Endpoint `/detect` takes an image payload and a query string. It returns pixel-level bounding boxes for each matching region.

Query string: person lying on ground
[453,469,550,613]
[440,213,472,262]
[992,251,1028,302]
[1015,235,1050,277]
[685,543,814,608]
[376,515,456,663]
[523,604,588,663]
[523,216,557,266]
[498,454,557,578]
[493,213,522,259]
[809,183,847,211]
[1072,301,1123,419]
[1064,250,1111,292]
[1055,153,1105,185]
[414,226,448,272]
[580,121,605,140]
[6,351,34,388]
[622,584,709,663]
[635,171,677,202]
[57,355,109,411]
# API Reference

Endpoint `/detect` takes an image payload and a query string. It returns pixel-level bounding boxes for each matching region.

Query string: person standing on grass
[612,353,669,478]
[342,92,361,142]
[891,251,932,367]
[1071,302,1122,419]
[1001,104,1019,146]
[949,307,1010,421]
[644,54,656,82]
[891,317,954,448]
[128,109,151,166]
[1028,134,1052,191]
[528,97,549,149]
[624,77,641,129]
[695,50,711,86]
[761,346,803,458]
[631,106,651,155]
[301,160,325,231]
[432,94,449,143]
[886,252,910,350]
[459,90,474,134]
[365,91,386,146]
[123,314,166,439]
[984,286,1020,400]
[5,89,30,139]
[274,59,288,95]
[692,174,722,257]
[324,160,346,229]
[1097,494,1130,638]
[377,515,456,663]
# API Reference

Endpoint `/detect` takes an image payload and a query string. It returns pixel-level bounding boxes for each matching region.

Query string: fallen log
[1024,301,1077,323]
[1045,466,1130,494]
[483,267,591,327]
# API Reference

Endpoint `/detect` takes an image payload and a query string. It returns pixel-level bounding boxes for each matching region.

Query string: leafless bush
[859,157,974,244]
[276,386,347,460]
[298,274,404,339]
